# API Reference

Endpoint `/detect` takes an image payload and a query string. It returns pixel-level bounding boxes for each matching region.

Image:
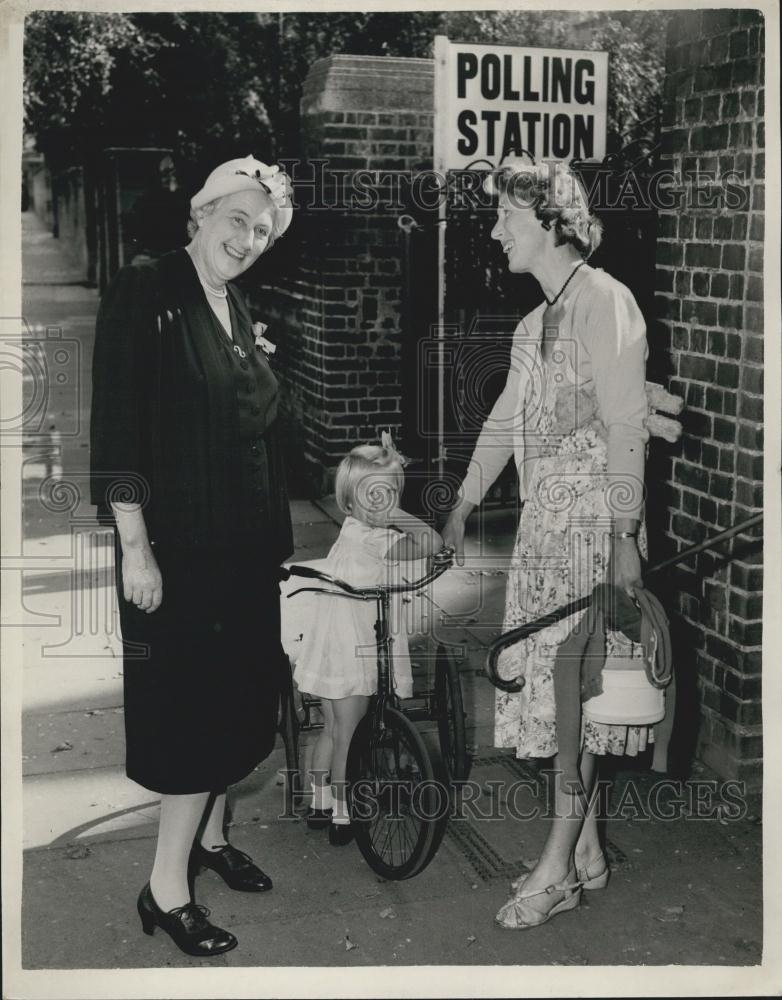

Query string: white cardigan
[460,269,649,517]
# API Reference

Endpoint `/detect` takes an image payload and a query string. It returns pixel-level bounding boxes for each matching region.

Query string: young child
[293,433,443,845]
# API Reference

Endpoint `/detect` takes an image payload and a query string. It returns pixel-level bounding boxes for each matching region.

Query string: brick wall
[655,8,764,784]
[246,55,434,493]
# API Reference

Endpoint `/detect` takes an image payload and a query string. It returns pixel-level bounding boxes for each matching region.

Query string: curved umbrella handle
[485,597,590,692]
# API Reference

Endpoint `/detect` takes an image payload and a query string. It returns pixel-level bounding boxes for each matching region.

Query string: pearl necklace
[199,276,228,299]
[190,255,228,299]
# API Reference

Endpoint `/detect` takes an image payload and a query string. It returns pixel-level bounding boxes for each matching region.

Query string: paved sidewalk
[18,212,763,970]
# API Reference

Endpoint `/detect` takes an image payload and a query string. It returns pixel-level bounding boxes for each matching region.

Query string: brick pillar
[655,9,764,784]
[250,55,434,494]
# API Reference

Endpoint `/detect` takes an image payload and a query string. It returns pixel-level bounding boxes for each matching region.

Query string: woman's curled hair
[486,161,603,258]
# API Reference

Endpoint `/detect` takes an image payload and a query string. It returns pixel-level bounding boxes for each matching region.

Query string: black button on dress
[91,249,293,794]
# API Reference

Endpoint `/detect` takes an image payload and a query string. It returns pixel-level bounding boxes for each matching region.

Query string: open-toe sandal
[496,872,582,930]
[510,854,609,894]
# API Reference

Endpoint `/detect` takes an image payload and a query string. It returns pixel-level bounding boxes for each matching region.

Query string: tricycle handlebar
[282,546,455,600]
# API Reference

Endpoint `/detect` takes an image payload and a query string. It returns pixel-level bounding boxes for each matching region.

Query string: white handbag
[582,655,667,726]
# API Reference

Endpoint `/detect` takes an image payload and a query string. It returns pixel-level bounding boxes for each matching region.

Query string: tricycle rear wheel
[435,644,469,782]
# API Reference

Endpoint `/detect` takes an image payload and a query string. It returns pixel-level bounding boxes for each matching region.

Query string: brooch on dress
[253,321,277,357]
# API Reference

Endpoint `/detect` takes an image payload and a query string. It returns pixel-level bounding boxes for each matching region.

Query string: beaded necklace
[544,259,586,307]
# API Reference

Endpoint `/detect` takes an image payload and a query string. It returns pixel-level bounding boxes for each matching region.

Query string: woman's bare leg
[511,750,598,913]
[150,792,210,910]
[573,752,603,868]
[199,792,228,851]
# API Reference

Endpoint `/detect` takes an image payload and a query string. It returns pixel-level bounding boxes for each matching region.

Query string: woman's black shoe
[306,807,332,830]
[328,822,354,846]
[137,883,237,957]
[190,842,273,892]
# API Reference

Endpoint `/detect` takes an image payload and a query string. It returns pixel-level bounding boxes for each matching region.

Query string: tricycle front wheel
[347,706,447,880]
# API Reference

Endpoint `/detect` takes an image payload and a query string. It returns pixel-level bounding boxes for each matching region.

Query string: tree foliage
[24,9,670,172]
[23,12,156,167]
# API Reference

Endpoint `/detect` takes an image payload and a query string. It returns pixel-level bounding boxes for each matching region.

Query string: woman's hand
[610,537,644,598]
[122,544,163,613]
[442,511,468,566]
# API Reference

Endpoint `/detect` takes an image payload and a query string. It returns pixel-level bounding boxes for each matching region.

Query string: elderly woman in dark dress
[90,156,294,957]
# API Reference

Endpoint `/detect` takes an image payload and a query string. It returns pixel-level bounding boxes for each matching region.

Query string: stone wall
[655,8,764,784]
[54,166,92,280]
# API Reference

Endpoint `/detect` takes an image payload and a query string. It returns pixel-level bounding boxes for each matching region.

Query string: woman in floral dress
[443,160,650,930]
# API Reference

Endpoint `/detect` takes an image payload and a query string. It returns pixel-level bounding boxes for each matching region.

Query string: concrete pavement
[17,210,763,972]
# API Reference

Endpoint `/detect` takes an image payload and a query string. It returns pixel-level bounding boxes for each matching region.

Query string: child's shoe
[328,822,354,846]
[306,808,332,830]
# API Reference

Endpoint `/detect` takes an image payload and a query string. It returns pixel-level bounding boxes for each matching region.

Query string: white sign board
[434,36,609,171]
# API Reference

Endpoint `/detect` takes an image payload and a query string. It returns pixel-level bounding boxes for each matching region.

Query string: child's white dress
[293,517,413,700]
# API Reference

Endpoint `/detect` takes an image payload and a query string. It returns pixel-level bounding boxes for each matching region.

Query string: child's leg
[330,695,370,824]
[310,698,334,810]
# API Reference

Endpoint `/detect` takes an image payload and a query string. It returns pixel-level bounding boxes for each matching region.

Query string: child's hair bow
[380,430,410,467]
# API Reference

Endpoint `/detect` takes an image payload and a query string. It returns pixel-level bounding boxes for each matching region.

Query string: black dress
[90,249,293,794]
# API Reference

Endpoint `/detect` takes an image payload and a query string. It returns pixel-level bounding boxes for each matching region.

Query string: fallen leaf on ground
[85,709,104,716]
[52,741,73,753]
[379,907,396,919]
[344,935,358,951]
[467,935,476,946]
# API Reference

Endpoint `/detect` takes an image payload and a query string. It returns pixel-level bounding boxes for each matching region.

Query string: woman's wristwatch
[614,530,638,541]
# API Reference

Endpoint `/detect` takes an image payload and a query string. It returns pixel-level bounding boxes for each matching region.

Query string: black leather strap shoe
[328,822,354,846]
[306,807,332,830]
[191,842,273,892]
[137,883,237,957]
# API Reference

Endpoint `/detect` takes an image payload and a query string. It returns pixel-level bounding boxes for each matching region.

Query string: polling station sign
[434,36,608,170]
